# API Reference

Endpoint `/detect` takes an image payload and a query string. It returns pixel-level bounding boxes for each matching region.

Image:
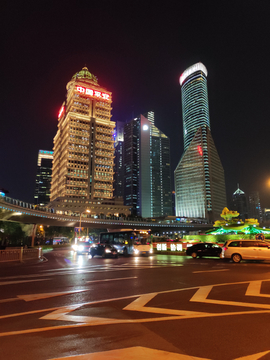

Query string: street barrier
[0,247,42,262]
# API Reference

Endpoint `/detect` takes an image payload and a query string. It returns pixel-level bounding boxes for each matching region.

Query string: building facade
[123,112,172,218]
[113,121,125,199]
[34,150,53,205]
[175,62,226,222]
[248,191,262,222]
[231,185,249,221]
[49,67,130,217]
[151,121,172,217]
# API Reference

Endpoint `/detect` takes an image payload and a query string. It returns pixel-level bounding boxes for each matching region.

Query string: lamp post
[79,209,91,237]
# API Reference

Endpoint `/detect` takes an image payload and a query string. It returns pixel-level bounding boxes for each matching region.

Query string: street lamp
[79,209,91,237]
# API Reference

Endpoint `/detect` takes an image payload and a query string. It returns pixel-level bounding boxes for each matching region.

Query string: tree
[0,221,26,246]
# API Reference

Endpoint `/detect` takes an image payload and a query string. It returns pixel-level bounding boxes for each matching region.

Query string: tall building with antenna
[174,62,226,221]
[49,67,130,217]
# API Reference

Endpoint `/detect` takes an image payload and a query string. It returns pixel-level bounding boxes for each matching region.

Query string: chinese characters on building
[76,86,110,101]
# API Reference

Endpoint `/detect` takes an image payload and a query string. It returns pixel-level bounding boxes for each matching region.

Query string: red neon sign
[76,86,110,101]
[197,145,203,156]
[58,105,64,118]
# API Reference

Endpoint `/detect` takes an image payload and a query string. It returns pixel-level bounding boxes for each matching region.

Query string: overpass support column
[31,224,37,247]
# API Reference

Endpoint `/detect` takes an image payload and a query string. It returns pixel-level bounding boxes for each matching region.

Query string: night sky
[1,1,270,209]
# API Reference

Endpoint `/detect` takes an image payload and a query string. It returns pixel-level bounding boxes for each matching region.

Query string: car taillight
[223,247,227,251]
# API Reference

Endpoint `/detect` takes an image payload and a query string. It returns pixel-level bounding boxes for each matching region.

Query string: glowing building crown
[179,62,208,86]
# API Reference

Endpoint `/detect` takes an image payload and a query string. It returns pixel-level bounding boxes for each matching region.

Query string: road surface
[1,249,270,359]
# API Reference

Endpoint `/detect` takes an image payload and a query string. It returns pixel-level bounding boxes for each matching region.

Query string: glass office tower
[175,63,226,221]
[232,185,248,221]
[248,191,262,222]
[34,150,53,205]
[151,124,172,217]
[123,113,172,217]
[180,63,210,151]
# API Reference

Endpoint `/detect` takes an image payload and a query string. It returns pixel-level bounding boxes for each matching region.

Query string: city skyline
[1,2,270,209]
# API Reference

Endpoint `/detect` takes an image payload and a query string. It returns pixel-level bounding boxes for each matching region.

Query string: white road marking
[0,298,20,304]
[0,273,57,280]
[86,276,137,283]
[234,350,270,359]
[123,293,205,317]
[0,263,179,281]
[0,293,143,320]
[2,309,270,337]
[0,307,62,320]
[48,346,210,360]
[3,279,270,337]
[245,280,270,298]
[0,289,89,304]
[17,289,89,302]
[0,279,50,286]
[190,284,270,309]
[193,269,229,273]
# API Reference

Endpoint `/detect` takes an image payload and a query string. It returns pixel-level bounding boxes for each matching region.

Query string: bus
[52,237,69,245]
[90,230,153,258]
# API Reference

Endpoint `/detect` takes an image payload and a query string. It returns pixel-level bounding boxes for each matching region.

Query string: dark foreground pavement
[1,249,270,360]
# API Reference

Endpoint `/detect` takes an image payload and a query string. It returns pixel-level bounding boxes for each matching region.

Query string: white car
[221,239,270,263]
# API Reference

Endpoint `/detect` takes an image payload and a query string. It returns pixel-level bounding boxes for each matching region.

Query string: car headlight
[149,248,153,253]
[78,245,84,251]
[105,248,111,253]
[72,245,78,251]
[134,248,139,255]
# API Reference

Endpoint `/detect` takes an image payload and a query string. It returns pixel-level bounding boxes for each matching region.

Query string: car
[221,239,270,263]
[89,243,118,258]
[72,241,92,254]
[186,242,222,259]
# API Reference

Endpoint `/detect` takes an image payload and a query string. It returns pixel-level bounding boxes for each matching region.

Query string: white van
[221,239,270,263]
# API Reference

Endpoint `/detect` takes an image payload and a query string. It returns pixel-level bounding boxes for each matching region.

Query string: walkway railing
[0,247,42,262]
[2,196,54,213]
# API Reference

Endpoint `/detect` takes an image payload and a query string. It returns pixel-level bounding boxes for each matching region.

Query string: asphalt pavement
[1,249,270,360]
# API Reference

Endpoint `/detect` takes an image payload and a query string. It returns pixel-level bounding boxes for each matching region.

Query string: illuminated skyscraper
[248,191,262,222]
[50,67,130,217]
[124,112,172,217]
[34,150,53,205]
[231,185,248,221]
[113,121,125,199]
[175,63,226,221]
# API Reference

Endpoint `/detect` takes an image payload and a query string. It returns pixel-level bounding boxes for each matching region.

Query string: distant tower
[248,191,262,222]
[114,121,125,199]
[34,150,53,205]
[123,112,172,217]
[175,62,226,221]
[232,184,248,221]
